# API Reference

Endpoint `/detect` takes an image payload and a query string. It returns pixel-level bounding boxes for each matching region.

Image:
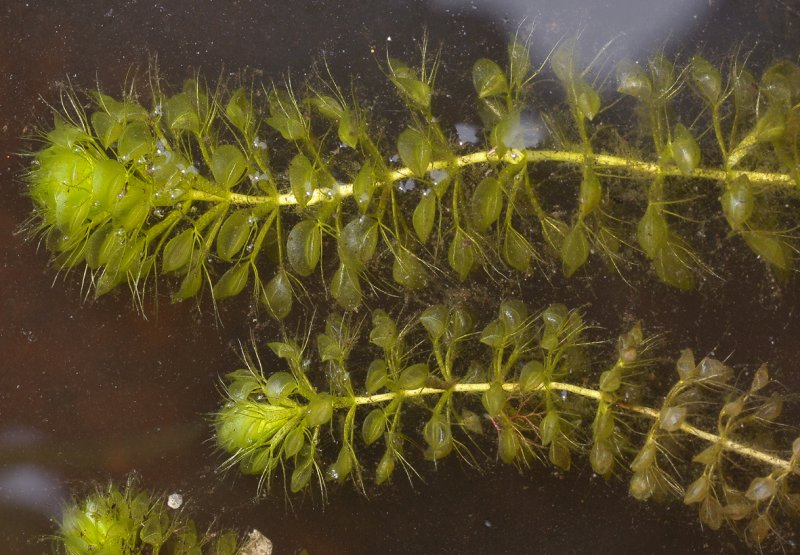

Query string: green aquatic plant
[214,299,800,546]
[22,38,800,318]
[20,35,800,552]
[55,476,241,555]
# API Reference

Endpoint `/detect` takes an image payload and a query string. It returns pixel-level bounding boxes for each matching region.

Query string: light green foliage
[214,299,800,545]
[56,477,240,555]
[24,40,800,319]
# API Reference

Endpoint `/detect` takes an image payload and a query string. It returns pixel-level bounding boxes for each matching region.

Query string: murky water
[2,1,799,553]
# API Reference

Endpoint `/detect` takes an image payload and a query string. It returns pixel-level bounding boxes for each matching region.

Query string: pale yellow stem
[186,147,796,208]
[350,380,791,470]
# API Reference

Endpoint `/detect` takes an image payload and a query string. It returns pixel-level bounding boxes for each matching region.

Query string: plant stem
[186,147,797,207]
[341,380,791,470]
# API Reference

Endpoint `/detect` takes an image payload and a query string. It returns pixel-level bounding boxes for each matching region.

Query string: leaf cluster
[56,475,240,555]
[23,39,800,319]
[214,298,800,547]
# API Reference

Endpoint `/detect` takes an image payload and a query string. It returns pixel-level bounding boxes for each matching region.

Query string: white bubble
[167,492,183,509]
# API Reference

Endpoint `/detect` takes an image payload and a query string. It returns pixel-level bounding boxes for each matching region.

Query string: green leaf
[163,93,201,134]
[498,299,528,333]
[117,121,153,161]
[519,360,545,392]
[576,80,601,121]
[423,414,452,456]
[397,128,432,177]
[502,226,534,273]
[306,394,334,426]
[671,124,701,176]
[263,269,293,320]
[362,409,385,445]
[419,304,448,341]
[286,219,322,276]
[174,261,203,301]
[479,319,505,349]
[91,159,127,211]
[266,113,308,141]
[309,95,345,120]
[216,210,253,261]
[365,359,389,393]
[691,55,722,105]
[481,382,507,416]
[111,185,149,231]
[412,190,436,243]
[392,246,427,289]
[448,229,475,281]
[616,59,652,100]
[91,110,122,148]
[755,108,785,142]
[210,531,239,555]
[212,263,250,300]
[471,176,503,232]
[268,340,302,365]
[398,363,429,389]
[162,228,195,273]
[653,243,695,290]
[353,162,375,214]
[210,145,247,189]
[579,167,601,216]
[338,216,378,270]
[508,39,530,89]
[721,175,753,229]
[289,153,317,208]
[141,512,168,546]
[560,223,589,276]
[266,89,308,140]
[472,58,508,98]
[551,38,577,84]
[330,262,362,310]
[637,205,668,259]
[338,111,359,148]
[85,224,115,269]
[490,111,523,152]
[389,62,431,110]
[375,449,396,485]
[743,231,790,271]
[225,88,254,134]
[317,333,342,362]
[369,309,398,350]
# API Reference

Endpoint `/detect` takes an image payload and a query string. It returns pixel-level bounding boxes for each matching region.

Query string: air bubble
[247,215,257,225]
[169,189,185,200]
[167,493,183,509]
[398,179,416,192]
[153,208,164,218]
[152,104,162,117]
[429,168,448,184]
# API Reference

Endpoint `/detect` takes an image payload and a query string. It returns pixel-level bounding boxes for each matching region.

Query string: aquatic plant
[55,475,241,555]
[19,35,800,550]
[214,299,800,545]
[22,38,800,318]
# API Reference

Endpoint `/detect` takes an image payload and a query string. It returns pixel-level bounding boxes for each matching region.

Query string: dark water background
[2,1,800,553]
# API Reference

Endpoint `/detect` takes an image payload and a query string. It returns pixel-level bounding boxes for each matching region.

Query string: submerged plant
[22,38,800,318]
[18,34,800,552]
[215,299,800,546]
[55,475,241,555]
